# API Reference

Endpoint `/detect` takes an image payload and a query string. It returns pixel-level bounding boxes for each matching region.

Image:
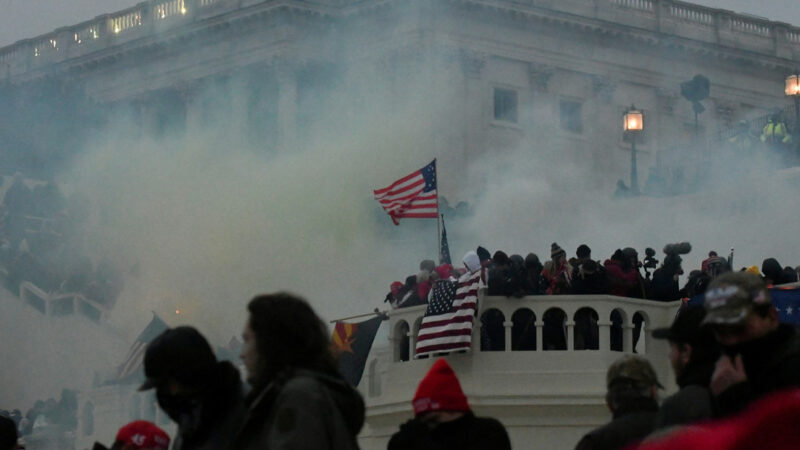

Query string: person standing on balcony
[702,272,800,417]
[388,358,511,450]
[542,243,571,295]
[651,306,718,429]
[575,355,661,450]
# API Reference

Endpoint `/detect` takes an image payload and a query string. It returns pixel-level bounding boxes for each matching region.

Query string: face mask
[156,389,201,429]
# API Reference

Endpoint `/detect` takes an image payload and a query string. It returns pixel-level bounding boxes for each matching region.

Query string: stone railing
[387,289,680,363]
[19,281,110,322]
[0,0,799,79]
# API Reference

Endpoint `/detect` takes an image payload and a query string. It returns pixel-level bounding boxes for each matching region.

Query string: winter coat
[604,260,639,297]
[714,324,800,417]
[230,368,364,450]
[655,360,715,429]
[387,412,511,450]
[542,261,571,295]
[172,362,246,450]
[575,403,658,450]
[651,266,681,301]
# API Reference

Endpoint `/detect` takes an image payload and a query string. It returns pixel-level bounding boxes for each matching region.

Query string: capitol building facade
[1,0,798,198]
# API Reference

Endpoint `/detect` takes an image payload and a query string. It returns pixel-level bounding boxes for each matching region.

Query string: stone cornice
[1,0,797,84]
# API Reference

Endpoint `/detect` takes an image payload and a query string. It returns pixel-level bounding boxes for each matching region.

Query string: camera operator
[642,248,658,281]
[651,243,692,302]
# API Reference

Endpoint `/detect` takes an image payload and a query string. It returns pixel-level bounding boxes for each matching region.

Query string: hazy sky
[1,0,799,48]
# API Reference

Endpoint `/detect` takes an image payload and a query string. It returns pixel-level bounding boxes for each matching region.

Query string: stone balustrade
[0,0,798,80]
[387,289,680,362]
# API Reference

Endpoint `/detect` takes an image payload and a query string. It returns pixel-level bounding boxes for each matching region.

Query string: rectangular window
[560,100,583,133]
[494,88,518,123]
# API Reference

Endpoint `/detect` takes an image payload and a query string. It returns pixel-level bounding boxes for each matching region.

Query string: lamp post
[785,71,800,130]
[623,105,644,195]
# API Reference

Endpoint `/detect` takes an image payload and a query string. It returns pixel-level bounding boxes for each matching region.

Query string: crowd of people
[577,271,800,450]
[0,389,77,440]
[0,173,124,310]
[1,274,799,449]
[385,242,800,309]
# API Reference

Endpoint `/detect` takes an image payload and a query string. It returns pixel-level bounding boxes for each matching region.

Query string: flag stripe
[415,270,481,358]
[374,160,438,224]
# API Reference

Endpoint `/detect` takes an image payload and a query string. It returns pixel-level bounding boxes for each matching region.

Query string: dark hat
[139,326,217,391]
[576,244,591,259]
[492,251,509,266]
[551,243,566,258]
[476,246,491,263]
[652,306,708,344]
[606,355,663,389]
[702,272,771,326]
[622,247,638,259]
[525,253,541,268]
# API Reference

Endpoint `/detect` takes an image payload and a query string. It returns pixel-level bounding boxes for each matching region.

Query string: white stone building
[1,0,799,198]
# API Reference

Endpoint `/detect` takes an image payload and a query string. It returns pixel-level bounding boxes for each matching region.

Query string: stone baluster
[504,321,513,352]
[566,320,575,351]
[535,320,544,351]
[598,320,612,351]
[623,324,634,353]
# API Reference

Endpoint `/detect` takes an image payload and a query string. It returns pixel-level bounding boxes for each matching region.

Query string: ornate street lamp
[623,105,644,195]
[785,71,800,127]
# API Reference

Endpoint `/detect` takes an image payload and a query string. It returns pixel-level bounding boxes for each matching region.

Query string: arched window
[543,308,567,350]
[394,321,410,362]
[633,311,649,354]
[480,309,505,351]
[368,359,381,397]
[511,308,536,351]
[574,307,599,350]
[610,309,627,352]
[81,402,94,436]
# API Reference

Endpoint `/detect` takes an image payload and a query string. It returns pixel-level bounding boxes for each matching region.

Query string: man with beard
[703,272,800,417]
[232,292,364,449]
[575,355,661,450]
[140,327,245,450]
[651,306,719,429]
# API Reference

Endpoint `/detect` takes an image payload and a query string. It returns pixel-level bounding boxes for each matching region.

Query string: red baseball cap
[115,421,170,450]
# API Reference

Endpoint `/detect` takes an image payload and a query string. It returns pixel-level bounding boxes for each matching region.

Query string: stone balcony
[1,0,798,81]
[357,290,682,449]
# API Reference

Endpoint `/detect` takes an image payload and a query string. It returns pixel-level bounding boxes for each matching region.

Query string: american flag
[415,270,481,357]
[374,160,438,225]
[117,314,169,381]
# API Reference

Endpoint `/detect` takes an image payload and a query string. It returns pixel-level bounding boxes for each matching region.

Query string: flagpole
[435,159,441,262]
[329,309,388,323]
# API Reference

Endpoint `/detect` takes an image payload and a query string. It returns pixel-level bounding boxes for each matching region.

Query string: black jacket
[230,368,364,450]
[172,361,246,450]
[388,412,511,450]
[655,360,715,429]
[714,324,800,417]
[575,402,658,450]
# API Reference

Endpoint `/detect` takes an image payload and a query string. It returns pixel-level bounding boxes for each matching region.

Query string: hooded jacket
[230,368,364,450]
[655,359,715,429]
[171,361,246,450]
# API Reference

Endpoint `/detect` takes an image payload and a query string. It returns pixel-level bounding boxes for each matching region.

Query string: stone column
[623,324,634,353]
[407,331,416,361]
[275,63,297,153]
[535,320,544,351]
[598,320,612,351]
[504,320,514,352]
[566,320,575,351]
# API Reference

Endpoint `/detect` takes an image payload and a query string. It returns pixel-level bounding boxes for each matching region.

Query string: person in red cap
[387,358,511,450]
[93,420,170,450]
